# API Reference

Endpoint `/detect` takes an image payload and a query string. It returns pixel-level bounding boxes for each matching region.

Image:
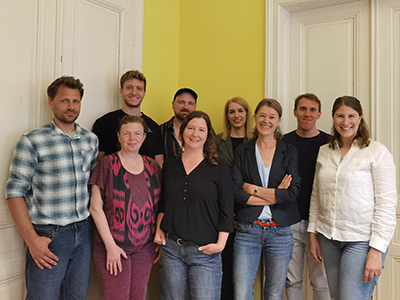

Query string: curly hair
[120,70,147,91]
[179,111,219,165]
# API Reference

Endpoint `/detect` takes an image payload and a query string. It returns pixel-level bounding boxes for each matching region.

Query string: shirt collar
[50,120,82,139]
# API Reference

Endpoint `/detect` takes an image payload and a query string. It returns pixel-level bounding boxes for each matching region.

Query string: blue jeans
[159,260,173,300]
[318,234,387,300]
[160,236,222,300]
[25,218,93,300]
[233,221,294,300]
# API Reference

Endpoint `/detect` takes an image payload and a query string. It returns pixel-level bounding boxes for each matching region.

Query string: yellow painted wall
[142,0,180,124]
[143,0,265,134]
[143,1,265,299]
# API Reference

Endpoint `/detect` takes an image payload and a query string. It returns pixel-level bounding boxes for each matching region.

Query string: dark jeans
[25,218,92,300]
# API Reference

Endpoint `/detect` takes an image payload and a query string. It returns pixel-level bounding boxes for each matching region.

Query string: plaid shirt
[6,120,98,226]
[160,117,183,160]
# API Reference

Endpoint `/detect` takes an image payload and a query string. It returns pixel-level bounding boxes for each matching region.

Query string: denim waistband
[33,216,92,231]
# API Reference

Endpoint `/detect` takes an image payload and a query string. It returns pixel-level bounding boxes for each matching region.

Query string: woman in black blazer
[232,98,301,300]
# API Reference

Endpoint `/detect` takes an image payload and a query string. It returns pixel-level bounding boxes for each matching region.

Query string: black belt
[168,233,196,247]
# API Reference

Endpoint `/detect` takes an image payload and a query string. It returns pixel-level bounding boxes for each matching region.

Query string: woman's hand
[106,244,128,276]
[242,182,255,195]
[309,233,323,264]
[153,244,161,264]
[198,243,224,255]
[278,174,292,189]
[198,232,229,255]
[154,227,166,246]
[364,247,383,283]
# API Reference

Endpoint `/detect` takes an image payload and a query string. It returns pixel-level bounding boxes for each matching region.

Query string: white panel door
[374,1,400,299]
[267,1,400,299]
[0,0,143,299]
[287,0,370,134]
[37,0,144,131]
[0,1,39,299]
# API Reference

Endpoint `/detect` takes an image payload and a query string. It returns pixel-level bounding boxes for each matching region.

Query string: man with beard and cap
[160,88,198,160]
[92,70,163,166]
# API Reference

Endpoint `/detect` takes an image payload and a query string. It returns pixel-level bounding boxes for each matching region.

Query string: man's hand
[27,235,59,270]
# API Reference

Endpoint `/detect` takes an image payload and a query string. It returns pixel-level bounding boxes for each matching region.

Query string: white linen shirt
[307,140,397,252]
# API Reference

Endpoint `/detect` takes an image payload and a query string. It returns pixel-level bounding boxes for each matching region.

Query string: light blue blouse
[255,141,273,220]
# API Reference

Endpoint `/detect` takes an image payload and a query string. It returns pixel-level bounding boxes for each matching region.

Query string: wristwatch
[254,186,258,195]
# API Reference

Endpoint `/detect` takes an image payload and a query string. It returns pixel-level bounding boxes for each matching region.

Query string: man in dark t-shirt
[92,70,163,165]
[283,93,330,300]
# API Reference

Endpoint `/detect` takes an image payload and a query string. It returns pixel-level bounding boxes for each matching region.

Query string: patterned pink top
[89,153,161,247]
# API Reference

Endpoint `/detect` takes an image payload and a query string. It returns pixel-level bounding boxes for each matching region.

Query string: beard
[55,110,79,124]
[175,109,191,121]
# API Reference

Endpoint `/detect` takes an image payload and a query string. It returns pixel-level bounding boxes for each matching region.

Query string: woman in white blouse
[308,96,397,300]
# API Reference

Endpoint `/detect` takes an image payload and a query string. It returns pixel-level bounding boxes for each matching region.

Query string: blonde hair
[221,97,252,140]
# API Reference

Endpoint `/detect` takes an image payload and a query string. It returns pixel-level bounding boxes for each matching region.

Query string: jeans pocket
[274,226,292,236]
[33,226,55,240]
[236,222,251,233]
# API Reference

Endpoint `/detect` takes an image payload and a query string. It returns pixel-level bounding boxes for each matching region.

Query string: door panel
[0,1,143,299]
[269,1,400,299]
[288,0,370,134]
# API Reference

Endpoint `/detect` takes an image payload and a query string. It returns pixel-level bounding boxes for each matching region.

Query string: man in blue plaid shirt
[5,76,98,300]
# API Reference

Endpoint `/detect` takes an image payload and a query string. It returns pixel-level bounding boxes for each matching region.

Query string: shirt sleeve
[274,144,301,205]
[307,152,322,234]
[92,118,108,152]
[158,159,170,214]
[5,135,37,199]
[89,155,111,192]
[369,146,398,252]
[217,160,234,233]
[232,147,251,206]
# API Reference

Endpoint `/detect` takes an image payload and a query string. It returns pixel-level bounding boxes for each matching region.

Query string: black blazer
[232,138,301,226]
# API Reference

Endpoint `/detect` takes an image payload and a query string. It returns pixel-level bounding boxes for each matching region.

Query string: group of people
[5,70,397,300]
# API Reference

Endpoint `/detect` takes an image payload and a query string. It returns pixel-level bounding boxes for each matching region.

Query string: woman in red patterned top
[89,115,161,300]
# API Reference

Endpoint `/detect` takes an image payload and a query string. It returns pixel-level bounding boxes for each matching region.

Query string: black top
[231,137,244,152]
[282,130,330,220]
[92,109,163,159]
[232,138,301,226]
[159,156,234,246]
[215,134,249,173]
